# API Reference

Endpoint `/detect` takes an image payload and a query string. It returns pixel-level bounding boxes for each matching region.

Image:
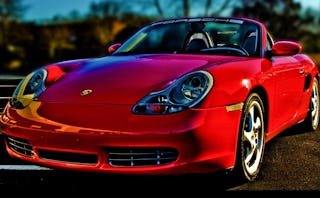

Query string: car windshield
[113,18,260,57]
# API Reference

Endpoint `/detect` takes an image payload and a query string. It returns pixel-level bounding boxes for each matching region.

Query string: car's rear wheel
[231,93,266,182]
[304,77,320,131]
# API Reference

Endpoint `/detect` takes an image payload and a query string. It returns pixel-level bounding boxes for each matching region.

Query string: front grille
[6,136,34,157]
[37,150,98,165]
[107,147,178,167]
[0,75,24,113]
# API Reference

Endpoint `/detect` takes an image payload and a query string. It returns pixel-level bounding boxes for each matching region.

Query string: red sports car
[0,17,319,182]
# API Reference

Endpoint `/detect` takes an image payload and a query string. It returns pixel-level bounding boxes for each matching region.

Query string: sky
[23,0,320,22]
[23,0,103,21]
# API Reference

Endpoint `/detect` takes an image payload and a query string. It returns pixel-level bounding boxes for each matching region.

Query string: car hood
[39,54,242,105]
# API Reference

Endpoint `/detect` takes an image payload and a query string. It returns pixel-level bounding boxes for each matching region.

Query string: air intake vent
[107,147,178,167]
[6,136,34,157]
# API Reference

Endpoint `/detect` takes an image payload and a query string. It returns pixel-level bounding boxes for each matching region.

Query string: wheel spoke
[311,84,319,123]
[244,106,261,165]
[246,145,261,172]
[243,129,254,145]
[245,143,257,164]
[312,96,318,114]
[244,107,255,147]
[253,116,261,131]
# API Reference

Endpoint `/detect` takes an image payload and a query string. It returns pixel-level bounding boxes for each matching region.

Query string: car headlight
[10,69,47,109]
[132,71,214,114]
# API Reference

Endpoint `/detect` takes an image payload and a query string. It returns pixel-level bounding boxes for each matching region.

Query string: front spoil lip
[1,125,229,175]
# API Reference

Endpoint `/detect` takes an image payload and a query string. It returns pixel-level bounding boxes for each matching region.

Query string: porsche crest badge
[81,89,93,96]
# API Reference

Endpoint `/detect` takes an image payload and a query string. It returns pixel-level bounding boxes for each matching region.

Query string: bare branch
[182,0,190,17]
[205,0,212,16]
[153,0,164,18]
[210,0,235,16]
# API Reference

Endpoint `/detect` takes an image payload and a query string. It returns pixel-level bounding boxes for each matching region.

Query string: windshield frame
[112,17,262,58]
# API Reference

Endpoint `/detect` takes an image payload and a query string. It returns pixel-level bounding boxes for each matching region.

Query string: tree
[69,10,81,22]
[182,0,190,17]
[0,0,28,47]
[88,0,236,20]
[88,0,121,19]
[149,0,236,18]
[232,0,304,40]
[0,0,27,21]
[0,0,28,73]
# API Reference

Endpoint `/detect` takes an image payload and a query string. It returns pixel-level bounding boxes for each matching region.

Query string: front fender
[200,58,272,108]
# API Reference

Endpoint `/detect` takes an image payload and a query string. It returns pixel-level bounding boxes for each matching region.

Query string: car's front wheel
[304,77,320,131]
[232,93,266,182]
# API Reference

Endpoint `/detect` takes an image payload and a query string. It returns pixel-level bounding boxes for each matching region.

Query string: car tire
[304,77,320,131]
[231,93,266,182]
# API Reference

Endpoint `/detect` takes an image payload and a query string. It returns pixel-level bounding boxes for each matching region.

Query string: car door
[272,52,305,129]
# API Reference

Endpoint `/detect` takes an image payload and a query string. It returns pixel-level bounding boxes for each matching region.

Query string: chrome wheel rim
[243,100,264,175]
[311,79,320,130]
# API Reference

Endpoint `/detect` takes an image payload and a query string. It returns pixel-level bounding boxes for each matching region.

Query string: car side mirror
[107,43,122,54]
[271,41,302,56]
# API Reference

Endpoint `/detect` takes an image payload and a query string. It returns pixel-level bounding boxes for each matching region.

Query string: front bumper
[0,101,242,174]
